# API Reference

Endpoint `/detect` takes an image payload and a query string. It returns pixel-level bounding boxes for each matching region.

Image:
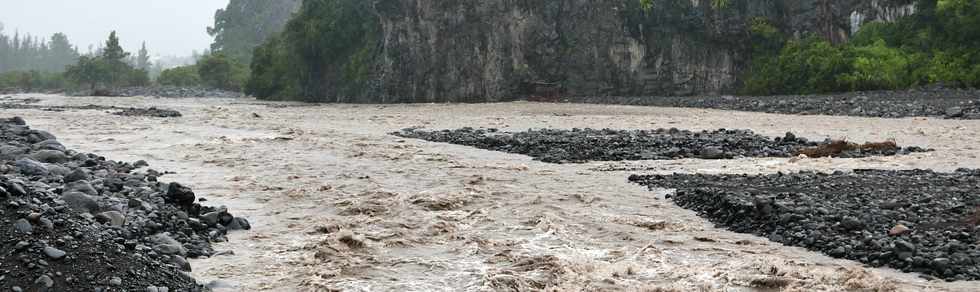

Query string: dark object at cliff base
[113,107,183,118]
[393,127,928,163]
[566,88,980,120]
[629,169,980,281]
[0,117,249,291]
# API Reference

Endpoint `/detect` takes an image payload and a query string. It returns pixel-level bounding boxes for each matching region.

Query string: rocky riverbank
[0,96,182,118]
[103,87,244,99]
[0,117,248,291]
[630,169,980,281]
[567,87,980,119]
[58,87,244,99]
[394,127,928,163]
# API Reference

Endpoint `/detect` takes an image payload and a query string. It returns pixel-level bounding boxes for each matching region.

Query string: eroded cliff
[371,0,917,102]
[251,0,918,102]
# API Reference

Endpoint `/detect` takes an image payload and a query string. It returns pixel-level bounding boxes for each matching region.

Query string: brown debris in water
[795,140,899,158]
[410,192,472,211]
[839,268,899,291]
[749,276,794,289]
[484,254,565,291]
[337,231,366,249]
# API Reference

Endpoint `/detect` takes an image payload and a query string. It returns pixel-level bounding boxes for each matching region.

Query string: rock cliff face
[366,0,917,102]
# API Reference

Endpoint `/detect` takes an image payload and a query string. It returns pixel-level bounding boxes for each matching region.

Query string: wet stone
[13,219,32,234]
[630,169,980,281]
[43,246,66,260]
[0,117,247,290]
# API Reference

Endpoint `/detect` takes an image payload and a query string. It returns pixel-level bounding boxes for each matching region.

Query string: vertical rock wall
[360,0,917,102]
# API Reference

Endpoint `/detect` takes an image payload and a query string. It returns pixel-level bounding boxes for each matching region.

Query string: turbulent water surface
[3,94,980,291]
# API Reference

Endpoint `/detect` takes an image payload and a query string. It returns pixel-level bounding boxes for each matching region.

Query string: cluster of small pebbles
[0,117,249,291]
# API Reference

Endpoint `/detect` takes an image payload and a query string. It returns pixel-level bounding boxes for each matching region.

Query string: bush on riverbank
[741,0,980,95]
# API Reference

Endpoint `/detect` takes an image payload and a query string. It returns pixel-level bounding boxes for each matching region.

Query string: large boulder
[61,192,99,213]
[15,158,49,176]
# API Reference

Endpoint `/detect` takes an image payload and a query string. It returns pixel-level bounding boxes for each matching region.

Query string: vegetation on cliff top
[742,0,980,95]
[245,0,980,101]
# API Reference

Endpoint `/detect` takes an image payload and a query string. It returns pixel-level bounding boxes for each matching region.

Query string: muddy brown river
[4,94,980,291]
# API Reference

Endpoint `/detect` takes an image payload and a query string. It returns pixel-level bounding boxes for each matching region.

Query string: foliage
[64,32,148,90]
[208,0,302,64]
[196,53,248,91]
[135,42,152,71]
[64,56,109,90]
[102,32,129,61]
[742,37,851,95]
[636,0,727,11]
[741,0,980,95]
[128,69,151,87]
[0,70,67,91]
[711,0,731,9]
[157,65,201,87]
[245,0,380,101]
[838,40,914,90]
[0,28,79,73]
[638,0,654,12]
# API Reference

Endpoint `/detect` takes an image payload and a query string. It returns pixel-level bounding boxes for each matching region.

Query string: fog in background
[0,0,228,57]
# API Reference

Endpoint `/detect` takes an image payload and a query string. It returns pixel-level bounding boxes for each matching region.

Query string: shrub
[839,40,913,91]
[0,71,67,91]
[127,68,151,87]
[197,53,248,91]
[157,65,201,87]
[741,0,980,95]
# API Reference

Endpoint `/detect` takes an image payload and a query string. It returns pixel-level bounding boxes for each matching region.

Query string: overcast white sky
[0,0,229,56]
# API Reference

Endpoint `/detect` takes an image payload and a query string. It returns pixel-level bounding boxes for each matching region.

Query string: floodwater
[4,94,980,291]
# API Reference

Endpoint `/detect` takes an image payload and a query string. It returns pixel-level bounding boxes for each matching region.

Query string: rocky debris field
[97,87,244,99]
[112,107,182,118]
[630,169,980,281]
[0,117,248,291]
[0,97,182,118]
[394,127,928,163]
[569,87,980,119]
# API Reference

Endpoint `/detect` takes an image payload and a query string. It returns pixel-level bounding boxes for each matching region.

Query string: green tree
[208,0,301,64]
[157,65,202,87]
[197,53,247,91]
[246,0,380,100]
[100,31,132,86]
[0,29,78,73]
[839,40,913,90]
[246,35,303,98]
[136,42,151,71]
[47,33,79,72]
[64,56,109,90]
[101,31,128,61]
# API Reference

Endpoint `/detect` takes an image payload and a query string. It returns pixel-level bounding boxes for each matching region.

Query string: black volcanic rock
[0,116,250,291]
[394,127,927,163]
[629,169,980,281]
